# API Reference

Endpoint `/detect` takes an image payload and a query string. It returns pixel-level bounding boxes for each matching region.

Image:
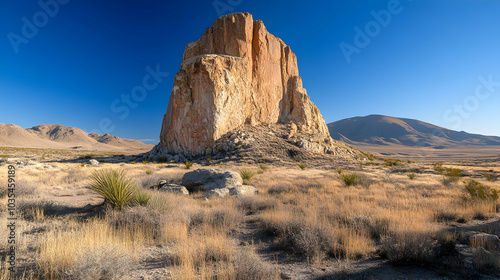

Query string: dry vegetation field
[1,148,500,279]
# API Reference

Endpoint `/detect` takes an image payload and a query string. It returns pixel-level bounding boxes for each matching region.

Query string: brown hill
[327,115,500,159]
[0,123,153,152]
[328,115,500,147]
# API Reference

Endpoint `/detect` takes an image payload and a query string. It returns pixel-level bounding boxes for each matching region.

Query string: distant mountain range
[328,115,500,148]
[0,124,154,152]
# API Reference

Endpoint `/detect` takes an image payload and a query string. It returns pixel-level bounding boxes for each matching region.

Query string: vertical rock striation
[159,12,330,155]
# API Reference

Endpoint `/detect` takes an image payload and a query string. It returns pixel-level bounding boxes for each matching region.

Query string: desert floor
[1,147,500,279]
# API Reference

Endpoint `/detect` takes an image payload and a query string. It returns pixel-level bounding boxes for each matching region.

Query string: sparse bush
[18,199,55,221]
[384,158,402,166]
[237,196,276,214]
[134,191,151,206]
[267,184,297,195]
[472,247,500,272]
[380,232,437,265]
[407,172,416,180]
[62,168,87,185]
[463,180,499,201]
[79,154,94,159]
[337,167,343,174]
[233,248,277,280]
[185,160,193,169]
[340,172,361,187]
[433,162,444,173]
[106,206,160,239]
[145,169,152,175]
[64,245,132,280]
[89,169,137,209]
[189,207,243,234]
[484,170,495,182]
[298,163,306,170]
[258,164,269,171]
[444,167,462,182]
[240,169,256,185]
[158,156,168,163]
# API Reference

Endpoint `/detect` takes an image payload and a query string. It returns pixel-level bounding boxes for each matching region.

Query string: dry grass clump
[237,195,276,214]
[233,248,278,280]
[17,199,55,221]
[106,206,160,241]
[259,206,373,261]
[188,204,243,234]
[61,168,88,184]
[472,247,500,272]
[37,219,139,279]
[379,232,437,265]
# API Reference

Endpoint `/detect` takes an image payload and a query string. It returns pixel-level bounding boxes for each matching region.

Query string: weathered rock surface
[158,12,331,155]
[159,184,189,196]
[228,185,258,196]
[182,168,242,192]
[469,232,500,251]
[182,168,259,198]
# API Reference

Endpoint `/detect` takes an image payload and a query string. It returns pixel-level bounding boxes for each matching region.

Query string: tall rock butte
[159,12,331,155]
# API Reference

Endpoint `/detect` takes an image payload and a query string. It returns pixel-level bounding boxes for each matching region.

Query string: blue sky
[1,0,500,144]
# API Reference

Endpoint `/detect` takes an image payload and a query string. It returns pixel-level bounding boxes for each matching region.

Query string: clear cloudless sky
[1,0,500,144]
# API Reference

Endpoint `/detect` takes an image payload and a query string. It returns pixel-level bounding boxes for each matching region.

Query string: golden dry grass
[0,159,499,278]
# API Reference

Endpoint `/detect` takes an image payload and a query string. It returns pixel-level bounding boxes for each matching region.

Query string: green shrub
[145,169,152,175]
[340,172,361,186]
[407,172,416,180]
[240,169,256,185]
[444,167,462,182]
[463,180,499,201]
[134,192,151,206]
[158,156,168,163]
[89,169,137,210]
[337,167,343,174]
[185,160,193,169]
[484,170,495,182]
[79,154,94,159]
[298,163,306,170]
[258,164,269,171]
[384,158,402,166]
[433,162,444,173]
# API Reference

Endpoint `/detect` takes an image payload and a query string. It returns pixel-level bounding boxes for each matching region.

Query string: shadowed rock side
[158,12,331,156]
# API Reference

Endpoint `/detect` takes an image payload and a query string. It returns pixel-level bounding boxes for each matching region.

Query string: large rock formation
[159,13,332,155]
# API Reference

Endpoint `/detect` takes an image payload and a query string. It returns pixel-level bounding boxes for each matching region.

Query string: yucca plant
[239,169,256,185]
[89,169,137,210]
